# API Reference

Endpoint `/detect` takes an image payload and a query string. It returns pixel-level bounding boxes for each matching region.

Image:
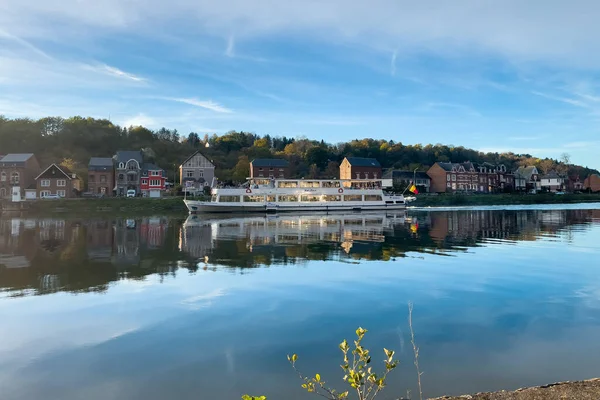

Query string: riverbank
[432,378,600,399]
[411,193,600,207]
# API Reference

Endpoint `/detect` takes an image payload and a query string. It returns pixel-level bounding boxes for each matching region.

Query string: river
[1,204,600,399]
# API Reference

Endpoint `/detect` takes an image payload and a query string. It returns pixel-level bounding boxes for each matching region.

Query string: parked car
[126,190,136,198]
[42,194,61,200]
[555,191,566,195]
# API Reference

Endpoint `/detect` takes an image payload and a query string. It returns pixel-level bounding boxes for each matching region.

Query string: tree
[308,164,319,178]
[325,161,340,179]
[187,132,200,147]
[233,155,250,182]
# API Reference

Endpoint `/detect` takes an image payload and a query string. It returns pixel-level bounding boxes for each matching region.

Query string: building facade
[250,159,290,179]
[36,164,81,198]
[339,157,382,180]
[179,151,215,194]
[0,154,41,200]
[584,174,600,192]
[114,151,143,196]
[476,163,514,193]
[514,166,541,192]
[427,162,479,193]
[382,170,431,193]
[567,175,584,192]
[140,163,167,197]
[540,171,565,192]
[88,157,114,196]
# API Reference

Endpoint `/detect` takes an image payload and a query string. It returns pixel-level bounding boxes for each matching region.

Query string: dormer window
[119,162,125,169]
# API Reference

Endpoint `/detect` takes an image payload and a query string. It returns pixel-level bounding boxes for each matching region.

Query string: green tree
[233,155,250,182]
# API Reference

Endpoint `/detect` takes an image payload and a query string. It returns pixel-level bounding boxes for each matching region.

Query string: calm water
[1,205,600,399]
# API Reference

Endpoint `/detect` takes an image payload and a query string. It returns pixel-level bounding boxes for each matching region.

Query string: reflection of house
[86,220,113,261]
[114,151,143,196]
[0,154,41,200]
[88,158,114,196]
[36,164,81,198]
[383,170,431,193]
[140,217,167,248]
[250,159,290,179]
[112,219,140,265]
[540,171,565,192]
[514,166,541,192]
[180,151,215,194]
[584,174,600,192]
[340,157,382,180]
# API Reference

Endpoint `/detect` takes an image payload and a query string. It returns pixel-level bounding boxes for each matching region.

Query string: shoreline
[431,378,600,399]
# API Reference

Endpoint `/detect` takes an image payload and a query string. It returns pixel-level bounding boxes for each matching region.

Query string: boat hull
[184,200,406,214]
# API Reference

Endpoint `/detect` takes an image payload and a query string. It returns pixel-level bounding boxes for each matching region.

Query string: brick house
[140,163,167,198]
[88,157,114,196]
[114,150,143,196]
[382,170,431,192]
[0,154,41,200]
[567,175,584,192]
[250,159,290,179]
[36,164,81,198]
[180,150,215,194]
[476,163,514,193]
[340,157,382,180]
[584,174,600,192]
[427,162,479,193]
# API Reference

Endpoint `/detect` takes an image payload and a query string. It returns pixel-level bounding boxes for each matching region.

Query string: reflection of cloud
[574,285,600,309]
[181,288,225,310]
[225,346,235,374]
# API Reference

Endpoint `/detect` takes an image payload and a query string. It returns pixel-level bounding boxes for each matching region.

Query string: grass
[411,193,600,207]
[22,196,192,215]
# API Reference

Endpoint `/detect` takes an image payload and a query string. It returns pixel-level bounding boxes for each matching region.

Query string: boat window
[364,195,382,201]
[395,200,404,204]
[211,194,217,202]
[218,195,240,202]
[266,195,276,202]
[322,181,341,188]
[344,194,362,202]
[278,195,298,202]
[324,195,341,201]
[385,200,394,204]
[278,181,298,188]
[243,195,264,202]
[300,181,320,188]
[300,194,320,202]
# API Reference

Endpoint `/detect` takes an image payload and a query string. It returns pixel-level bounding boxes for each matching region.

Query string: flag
[409,184,419,194]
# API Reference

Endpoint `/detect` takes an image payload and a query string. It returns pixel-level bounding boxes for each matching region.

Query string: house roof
[383,170,430,180]
[515,166,538,180]
[251,158,290,167]
[0,153,34,165]
[345,157,381,168]
[35,163,76,180]
[115,150,143,164]
[541,170,561,179]
[436,162,475,172]
[180,150,214,167]
[142,163,164,172]
[89,157,114,167]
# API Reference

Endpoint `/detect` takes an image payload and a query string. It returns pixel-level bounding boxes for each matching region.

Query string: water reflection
[0,207,599,297]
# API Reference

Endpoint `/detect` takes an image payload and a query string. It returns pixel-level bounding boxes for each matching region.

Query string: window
[10,172,19,184]
[279,168,284,172]
[447,182,452,188]
[185,170,194,178]
[452,183,456,190]
[100,175,106,183]
[344,194,362,202]
[118,173,124,181]
[142,179,148,184]
[219,195,240,202]
[150,179,161,186]
[364,195,382,201]
[57,190,66,197]
[300,181,320,188]
[266,195,276,202]
[356,173,360,179]
[41,179,50,187]
[324,195,341,201]
[57,179,66,187]
[278,181,298,188]
[151,171,159,176]
[198,169,204,177]
[373,173,378,179]
[451,174,456,181]
[446,174,451,182]
[0,172,5,182]
[259,168,263,171]
[40,190,51,198]
[300,194,320,202]
[119,162,125,169]
[89,175,95,182]
[278,195,298,202]
[269,167,274,171]
[243,195,264,202]
[127,161,138,170]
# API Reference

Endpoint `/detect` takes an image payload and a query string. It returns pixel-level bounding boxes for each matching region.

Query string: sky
[1,0,600,169]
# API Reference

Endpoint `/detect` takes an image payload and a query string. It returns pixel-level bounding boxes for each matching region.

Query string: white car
[126,190,136,198]
[42,194,61,200]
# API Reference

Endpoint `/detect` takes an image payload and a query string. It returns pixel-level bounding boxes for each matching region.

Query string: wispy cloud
[0,29,52,60]
[226,34,235,57]
[531,91,589,108]
[121,113,157,127]
[390,50,397,76]
[83,63,146,82]
[167,97,233,113]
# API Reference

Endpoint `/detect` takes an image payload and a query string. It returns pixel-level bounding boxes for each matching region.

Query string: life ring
[246,189,252,193]
[338,188,344,193]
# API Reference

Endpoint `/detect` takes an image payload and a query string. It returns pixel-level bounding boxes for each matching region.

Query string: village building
[35,163,81,198]
[339,157,382,180]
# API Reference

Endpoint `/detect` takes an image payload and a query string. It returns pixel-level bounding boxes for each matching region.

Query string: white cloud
[226,34,235,57]
[167,97,233,113]
[531,91,589,108]
[83,64,146,82]
[122,113,157,127]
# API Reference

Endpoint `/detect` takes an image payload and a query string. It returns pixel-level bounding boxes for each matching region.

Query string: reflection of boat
[180,212,410,257]
[184,178,414,213]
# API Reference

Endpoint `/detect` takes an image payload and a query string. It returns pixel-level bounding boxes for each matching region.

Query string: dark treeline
[0,116,597,185]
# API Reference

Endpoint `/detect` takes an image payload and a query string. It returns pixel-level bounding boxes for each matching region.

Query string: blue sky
[1,0,600,169]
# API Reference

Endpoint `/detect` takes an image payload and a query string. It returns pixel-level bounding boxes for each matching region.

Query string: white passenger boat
[184,178,415,214]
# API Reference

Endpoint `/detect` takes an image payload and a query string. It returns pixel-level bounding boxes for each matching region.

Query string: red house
[140,163,166,198]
